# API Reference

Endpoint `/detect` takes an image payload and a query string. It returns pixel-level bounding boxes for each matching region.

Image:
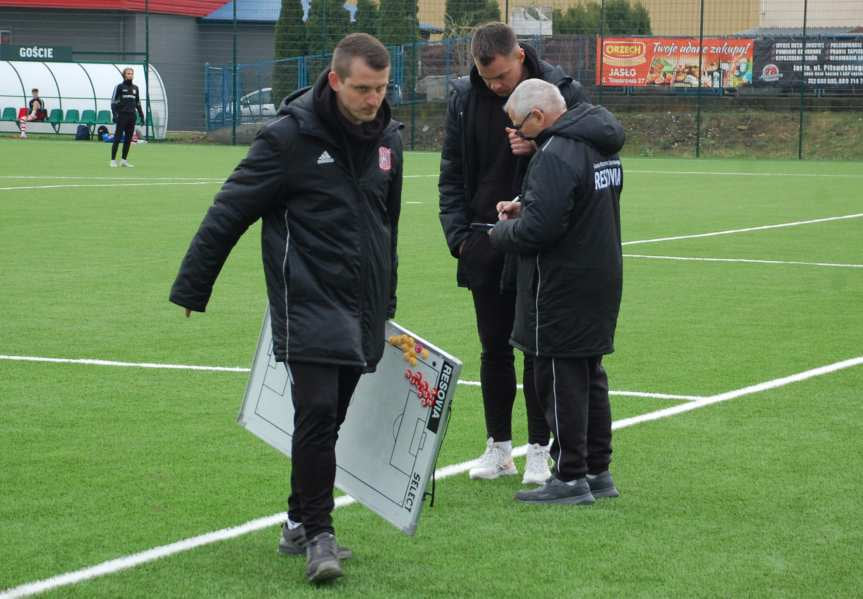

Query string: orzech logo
[759,64,783,82]
[379,146,392,172]
[427,361,454,433]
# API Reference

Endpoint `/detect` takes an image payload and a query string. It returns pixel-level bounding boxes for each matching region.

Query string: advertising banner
[754,37,863,88]
[596,37,754,88]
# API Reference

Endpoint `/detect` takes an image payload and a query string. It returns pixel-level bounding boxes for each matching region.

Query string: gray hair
[504,79,566,121]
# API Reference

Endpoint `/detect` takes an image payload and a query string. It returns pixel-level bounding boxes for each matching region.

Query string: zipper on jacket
[351,172,370,368]
[458,110,470,197]
[535,254,541,356]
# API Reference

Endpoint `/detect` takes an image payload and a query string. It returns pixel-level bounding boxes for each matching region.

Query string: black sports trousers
[111,113,136,160]
[470,286,550,445]
[284,361,362,539]
[533,356,613,481]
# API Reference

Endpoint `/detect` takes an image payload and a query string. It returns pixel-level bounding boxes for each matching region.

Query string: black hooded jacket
[490,104,625,358]
[111,79,144,121]
[170,72,403,370]
[438,43,586,289]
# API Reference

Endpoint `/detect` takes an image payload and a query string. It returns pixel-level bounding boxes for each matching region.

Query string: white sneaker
[469,438,517,480]
[109,160,118,167]
[120,159,134,167]
[20,132,27,139]
[522,443,552,485]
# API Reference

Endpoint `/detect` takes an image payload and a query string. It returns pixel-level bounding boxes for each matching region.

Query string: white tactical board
[238,308,462,535]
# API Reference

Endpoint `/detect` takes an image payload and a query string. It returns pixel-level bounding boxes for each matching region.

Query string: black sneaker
[305,532,343,583]
[515,477,595,505]
[278,523,352,560]
[586,471,619,498]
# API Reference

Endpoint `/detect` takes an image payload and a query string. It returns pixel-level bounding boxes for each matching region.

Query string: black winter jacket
[111,80,144,121]
[438,44,586,270]
[170,83,403,370]
[490,104,625,358]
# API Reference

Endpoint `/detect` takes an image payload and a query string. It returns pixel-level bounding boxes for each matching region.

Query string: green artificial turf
[1,139,861,597]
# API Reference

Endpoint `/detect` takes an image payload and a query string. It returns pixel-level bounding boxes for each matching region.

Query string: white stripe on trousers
[552,358,562,468]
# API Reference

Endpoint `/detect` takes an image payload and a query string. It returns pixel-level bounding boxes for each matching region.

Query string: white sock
[286,517,302,530]
[492,440,512,454]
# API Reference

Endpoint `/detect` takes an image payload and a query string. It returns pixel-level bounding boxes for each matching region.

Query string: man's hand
[506,128,537,156]
[184,308,192,318]
[496,200,521,221]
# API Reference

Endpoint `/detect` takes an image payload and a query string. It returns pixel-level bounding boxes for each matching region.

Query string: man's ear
[328,70,341,92]
[516,46,525,64]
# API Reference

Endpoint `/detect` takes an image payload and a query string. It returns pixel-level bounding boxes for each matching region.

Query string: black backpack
[75,124,90,140]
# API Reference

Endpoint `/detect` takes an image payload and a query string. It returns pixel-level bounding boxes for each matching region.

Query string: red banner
[597,37,755,88]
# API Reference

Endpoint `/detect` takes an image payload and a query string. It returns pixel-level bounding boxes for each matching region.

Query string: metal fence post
[598,0,605,105]
[232,0,238,146]
[144,0,151,140]
[695,0,705,158]
[798,0,809,160]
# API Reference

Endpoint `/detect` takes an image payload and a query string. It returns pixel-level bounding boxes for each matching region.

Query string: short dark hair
[471,22,519,67]
[31,88,38,93]
[331,33,390,79]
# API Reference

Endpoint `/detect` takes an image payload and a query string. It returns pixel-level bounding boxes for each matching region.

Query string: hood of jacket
[276,71,395,142]
[538,103,625,156]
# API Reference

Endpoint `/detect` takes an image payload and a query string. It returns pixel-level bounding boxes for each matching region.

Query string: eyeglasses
[511,111,537,140]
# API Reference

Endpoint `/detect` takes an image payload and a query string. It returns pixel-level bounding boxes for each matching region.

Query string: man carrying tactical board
[169,33,403,584]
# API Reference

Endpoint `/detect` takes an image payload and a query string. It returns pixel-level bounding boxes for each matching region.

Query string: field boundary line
[0,355,249,373]
[626,169,863,178]
[0,355,694,400]
[393,170,863,180]
[612,355,863,430]
[0,182,219,192]
[456,380,701,401]
[622,213,863,247]
[0,176,223,181]
[2,355,861,599]
[624,254,863,269]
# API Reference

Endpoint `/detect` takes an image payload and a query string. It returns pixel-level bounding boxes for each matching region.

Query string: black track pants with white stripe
[284,362,362,539]
[533,356,613,481]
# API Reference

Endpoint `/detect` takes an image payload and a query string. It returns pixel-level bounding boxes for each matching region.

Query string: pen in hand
[498,195,521,221]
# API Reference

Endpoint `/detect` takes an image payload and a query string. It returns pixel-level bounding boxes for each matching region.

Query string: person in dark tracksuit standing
[169,34,402,583]
[109,68,145,168]
[490,79,625,505]
[438,22,586,485]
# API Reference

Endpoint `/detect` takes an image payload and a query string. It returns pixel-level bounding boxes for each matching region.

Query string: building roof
[200,0,444,33]
[0,0,227,17]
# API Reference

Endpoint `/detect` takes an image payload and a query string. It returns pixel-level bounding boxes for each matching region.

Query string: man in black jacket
[438,23,585,484]
[170,34,402,583]
[109,68,145,168]
[490,78,625,505]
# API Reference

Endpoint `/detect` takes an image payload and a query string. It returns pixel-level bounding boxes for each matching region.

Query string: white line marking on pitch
[622,213,863,247]
[3,354,860,599]
[406,201,423,204]
[0,355,695,401]
[0,355,248,372]
[612,356,863,430]
[0,182,218,192]
[624,254,863,269]
[456,379,701,401]
[393,169,863,180]
[0,176,223,181]
[626,169,863,178]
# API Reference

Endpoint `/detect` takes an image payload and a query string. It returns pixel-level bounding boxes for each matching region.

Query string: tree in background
[272,0,307,105]
[306,0,352,54]
[444,0,500,38]
[553,0,651,35]
[353,0,380,35]
[377,0,419,46]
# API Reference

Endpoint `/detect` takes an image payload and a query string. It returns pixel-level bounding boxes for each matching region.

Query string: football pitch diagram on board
[238,308,463,535]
